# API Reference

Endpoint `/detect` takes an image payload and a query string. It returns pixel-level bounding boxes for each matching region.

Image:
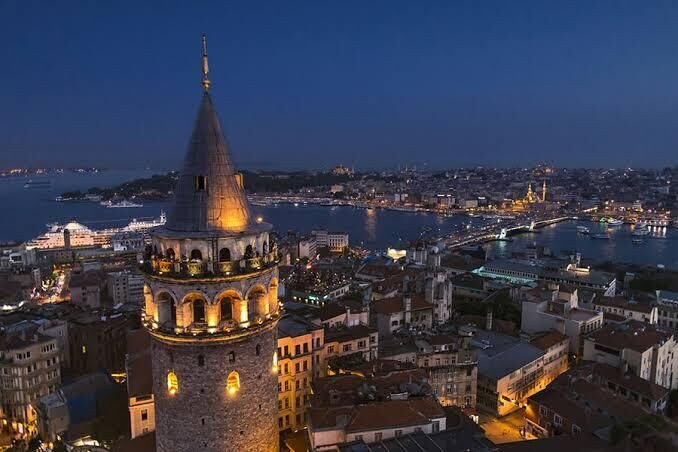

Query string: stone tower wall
[151,322,279,452]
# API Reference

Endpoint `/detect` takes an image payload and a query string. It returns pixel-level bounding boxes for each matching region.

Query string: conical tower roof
[167,92,253,233]
[166,39,253,233]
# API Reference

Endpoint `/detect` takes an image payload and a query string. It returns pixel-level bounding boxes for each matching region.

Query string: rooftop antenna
[201,34,211,91]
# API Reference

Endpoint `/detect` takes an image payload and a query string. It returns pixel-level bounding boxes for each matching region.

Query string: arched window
[229,351,235,363]
[166,248,175,260]
[167,371,178,395]
[256,344,261,356]
[244,245,254,259]
[193,299,206,323]
[157,293,177,326]
[262,241,268,255]
[190,249,202,260]
[227,371,240,395]
[220,298,233,321]
[219,248,231,262]
[198,355,205,367]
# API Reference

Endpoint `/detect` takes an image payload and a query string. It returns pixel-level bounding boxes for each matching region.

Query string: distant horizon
[2,162,677,173]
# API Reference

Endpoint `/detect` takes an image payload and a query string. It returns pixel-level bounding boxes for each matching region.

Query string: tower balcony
[140,251,279,280]
[143,311,280,341]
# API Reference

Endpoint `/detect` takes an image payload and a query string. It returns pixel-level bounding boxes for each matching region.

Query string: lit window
[167,371,178,395]
[227,371,240,395]
[272,351,278,373]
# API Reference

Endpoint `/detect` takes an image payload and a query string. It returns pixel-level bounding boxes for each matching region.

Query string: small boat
[632,227,650,236]
[24,179,51,189]
[576,226,590,234]
[607,218,624,226]
[591,233,610,240]
[106,200,143,208]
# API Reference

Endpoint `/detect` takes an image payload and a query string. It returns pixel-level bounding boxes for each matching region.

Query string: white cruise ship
[27,211,166,250]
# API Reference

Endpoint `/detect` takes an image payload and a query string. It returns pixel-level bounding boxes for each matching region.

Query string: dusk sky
[2,1,678,170]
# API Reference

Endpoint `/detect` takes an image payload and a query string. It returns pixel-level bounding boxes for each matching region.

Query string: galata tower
[142,36,280,452]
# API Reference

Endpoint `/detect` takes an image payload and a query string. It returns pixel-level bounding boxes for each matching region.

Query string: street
[479,408,528,444]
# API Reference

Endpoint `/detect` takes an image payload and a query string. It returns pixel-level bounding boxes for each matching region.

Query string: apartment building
[277,315,326,431]
[414,333,478,409]
[583,321,678,390]
[520,284,603,354]
[325,325,378,366]
[0,332,61,435]
[372,294,433,337]
[107,270,145,305]
[592,296,657,324]
[472,328,548,417]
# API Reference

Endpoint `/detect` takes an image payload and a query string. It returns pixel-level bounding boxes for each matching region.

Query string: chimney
[486,309,493,331]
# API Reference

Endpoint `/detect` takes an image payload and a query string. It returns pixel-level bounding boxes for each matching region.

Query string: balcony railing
[146,312,280,337]
[143,251,279,279]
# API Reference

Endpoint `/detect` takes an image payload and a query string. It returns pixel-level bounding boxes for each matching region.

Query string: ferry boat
[576,226,590,234]
[124,211,167,231]
[23,179,51,189]
[106,200,143,208]
[606,218,624,226]
[632,226,650,236]
[591,233,610,240]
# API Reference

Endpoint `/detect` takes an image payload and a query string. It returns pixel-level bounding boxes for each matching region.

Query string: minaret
[142,36,280,452]
[542,180,547,202]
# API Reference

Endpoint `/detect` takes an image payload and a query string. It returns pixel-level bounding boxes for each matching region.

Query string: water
[486,220,678,268]
[0,169,168,240]
[1,173,676,267]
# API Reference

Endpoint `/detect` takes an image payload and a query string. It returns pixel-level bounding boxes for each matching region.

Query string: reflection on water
[364,208,377,243]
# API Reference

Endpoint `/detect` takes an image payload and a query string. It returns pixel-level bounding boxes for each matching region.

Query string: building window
[375,432,382,441]
[190,249,202,260]
[227,371,240,395]
[395,430,402,437]
[167,371,178,395]
[141,409,148,421]
[433,420,440,433]
[256,344,261,356]
[244,245,254,259]
[355,435,363,441]
[554,414,562,426]
[195,175,207,192]
[198,355,205,367]
[229,352,235,363]
[538,405,547,417]
[572,424,581,434]
[220,298,233,321]
[218,247,231,262]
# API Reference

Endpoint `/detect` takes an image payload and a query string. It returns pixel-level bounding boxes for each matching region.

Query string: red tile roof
[371,294,431,315]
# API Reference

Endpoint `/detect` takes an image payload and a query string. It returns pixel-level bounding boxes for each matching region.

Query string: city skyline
[3,1,678,169]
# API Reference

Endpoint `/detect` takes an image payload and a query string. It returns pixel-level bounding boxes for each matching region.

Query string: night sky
[2,1,678,170]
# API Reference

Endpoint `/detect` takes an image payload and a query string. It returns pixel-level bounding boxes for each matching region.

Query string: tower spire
[201,34,211,91]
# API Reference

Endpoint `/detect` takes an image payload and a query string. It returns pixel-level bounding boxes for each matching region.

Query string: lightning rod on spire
[201,34,211,91]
